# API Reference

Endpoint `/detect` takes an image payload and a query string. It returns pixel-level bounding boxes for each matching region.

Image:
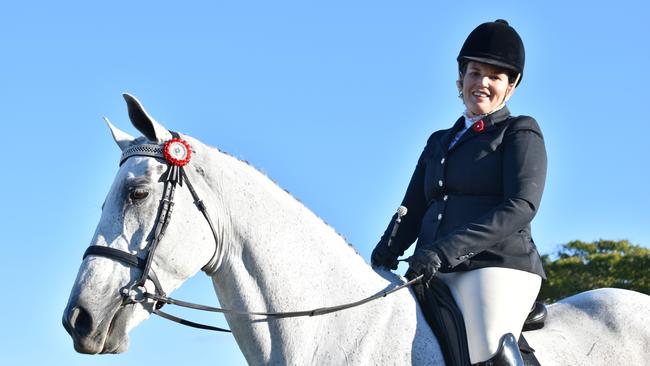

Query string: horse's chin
[101,338,130,354]
[100,316,130,354]
[101,304,150,354]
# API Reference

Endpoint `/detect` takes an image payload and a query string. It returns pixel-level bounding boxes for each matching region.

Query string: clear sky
[1,1,649,365]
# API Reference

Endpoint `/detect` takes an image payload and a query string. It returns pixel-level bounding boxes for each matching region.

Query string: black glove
[371,242,399,270]
[408,249,442,283]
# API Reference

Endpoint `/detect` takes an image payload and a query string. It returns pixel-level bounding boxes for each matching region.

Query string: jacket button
[438,180,443,187]
[437,213,443,220]
[443,195,448,201]
[440,158,445,165]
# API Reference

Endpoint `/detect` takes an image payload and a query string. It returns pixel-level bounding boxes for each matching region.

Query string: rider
[372,19,547,365]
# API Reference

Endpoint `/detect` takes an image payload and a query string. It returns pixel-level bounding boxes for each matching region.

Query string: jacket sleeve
[376,138,433,256]
[431,117,548,268]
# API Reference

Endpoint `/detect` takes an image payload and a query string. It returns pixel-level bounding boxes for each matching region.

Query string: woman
[371,19,546,366]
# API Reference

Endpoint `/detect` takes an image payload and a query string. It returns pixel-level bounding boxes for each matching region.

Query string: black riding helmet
[457,19,525,86]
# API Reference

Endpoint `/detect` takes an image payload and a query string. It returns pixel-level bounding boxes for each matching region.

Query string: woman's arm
[372,133,441,265]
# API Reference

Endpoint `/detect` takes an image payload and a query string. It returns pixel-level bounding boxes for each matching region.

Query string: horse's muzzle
[62,304,98,353]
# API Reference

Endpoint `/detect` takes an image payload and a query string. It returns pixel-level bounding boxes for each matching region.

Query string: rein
[83,132,421,333]
[148,274,422,326]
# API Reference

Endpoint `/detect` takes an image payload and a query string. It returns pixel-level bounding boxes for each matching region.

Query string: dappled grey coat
[380,106,547,278]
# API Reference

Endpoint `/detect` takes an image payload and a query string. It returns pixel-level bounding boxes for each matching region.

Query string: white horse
[63,94,650,365]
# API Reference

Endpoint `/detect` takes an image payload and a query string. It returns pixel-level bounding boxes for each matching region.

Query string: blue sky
[1,1,648,365]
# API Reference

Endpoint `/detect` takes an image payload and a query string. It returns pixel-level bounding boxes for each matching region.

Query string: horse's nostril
[63,305,93,337]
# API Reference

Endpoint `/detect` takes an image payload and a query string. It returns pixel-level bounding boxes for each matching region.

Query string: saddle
[412,277,547,366]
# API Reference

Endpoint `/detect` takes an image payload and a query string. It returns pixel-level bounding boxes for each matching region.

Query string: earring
[458,90,463,99]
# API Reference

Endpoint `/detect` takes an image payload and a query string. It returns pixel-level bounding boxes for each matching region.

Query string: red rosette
[163,138,192,166]
[472,120,485,132]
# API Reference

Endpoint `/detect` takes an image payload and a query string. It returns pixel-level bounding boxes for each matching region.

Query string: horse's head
[62,94,220,354]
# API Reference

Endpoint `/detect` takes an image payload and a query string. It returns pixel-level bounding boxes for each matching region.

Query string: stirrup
[474,333,524,366]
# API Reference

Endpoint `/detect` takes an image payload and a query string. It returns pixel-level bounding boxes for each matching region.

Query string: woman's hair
[459,60,519,85]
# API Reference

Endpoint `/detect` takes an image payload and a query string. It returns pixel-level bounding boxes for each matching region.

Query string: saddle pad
[412,277,471,366]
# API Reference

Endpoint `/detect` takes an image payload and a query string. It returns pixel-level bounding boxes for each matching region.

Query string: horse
[63,94,650,365]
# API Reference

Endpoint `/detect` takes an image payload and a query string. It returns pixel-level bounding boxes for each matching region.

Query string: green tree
[539,239,650,303]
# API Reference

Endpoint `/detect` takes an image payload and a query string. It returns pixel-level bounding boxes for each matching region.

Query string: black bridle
[82,132,421,333]
[83,131,229,331]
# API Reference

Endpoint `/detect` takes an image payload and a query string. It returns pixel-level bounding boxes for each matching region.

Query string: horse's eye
[129,189,149,201]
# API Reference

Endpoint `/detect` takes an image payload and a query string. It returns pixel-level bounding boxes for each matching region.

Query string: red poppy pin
[472,120,485,132]
[163,138,192,167]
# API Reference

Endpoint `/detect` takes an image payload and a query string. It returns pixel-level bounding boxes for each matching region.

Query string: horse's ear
[122,93,172,142]
[104,117,135,151]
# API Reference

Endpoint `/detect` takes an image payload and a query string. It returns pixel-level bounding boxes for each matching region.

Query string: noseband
[82,131,422,333]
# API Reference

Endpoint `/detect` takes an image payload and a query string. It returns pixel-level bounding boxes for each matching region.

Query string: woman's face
[459,61,515,116]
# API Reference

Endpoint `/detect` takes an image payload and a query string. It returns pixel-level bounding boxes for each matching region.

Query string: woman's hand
[408,249,442,283]
[371,243,399,270]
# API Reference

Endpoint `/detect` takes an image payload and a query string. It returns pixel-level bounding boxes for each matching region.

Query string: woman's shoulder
[422,125,454,150]
[505,114,543,137]
[426,116,465,143]
[426,128,451,142]
[418,126,455,161]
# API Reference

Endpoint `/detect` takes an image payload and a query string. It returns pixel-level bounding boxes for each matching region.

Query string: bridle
[83,131,229,331]
[82,131,421,333]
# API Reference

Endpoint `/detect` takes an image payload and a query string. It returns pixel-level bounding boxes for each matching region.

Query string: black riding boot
[474,333,524,366]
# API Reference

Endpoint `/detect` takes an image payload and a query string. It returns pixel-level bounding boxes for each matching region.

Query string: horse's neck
[204,148,382,307]
[190,143,440,365]
[199,147,394,360]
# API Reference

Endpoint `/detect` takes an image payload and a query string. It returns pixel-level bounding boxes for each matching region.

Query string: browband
[119,144,165,166]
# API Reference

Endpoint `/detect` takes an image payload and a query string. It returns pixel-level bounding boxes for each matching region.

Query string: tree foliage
[539,239,650,303]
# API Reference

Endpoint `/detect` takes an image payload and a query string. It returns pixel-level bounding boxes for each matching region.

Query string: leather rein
[82,132,421,333]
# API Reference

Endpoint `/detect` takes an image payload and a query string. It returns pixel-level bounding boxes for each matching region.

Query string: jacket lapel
[440,117,466,151]
[447,107,511,153]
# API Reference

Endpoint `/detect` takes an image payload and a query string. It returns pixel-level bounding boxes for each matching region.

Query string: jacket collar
[476,105,511,127]
[447,106,511,152]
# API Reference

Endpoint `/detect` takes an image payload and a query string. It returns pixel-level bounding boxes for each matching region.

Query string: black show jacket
[381,107,547,279]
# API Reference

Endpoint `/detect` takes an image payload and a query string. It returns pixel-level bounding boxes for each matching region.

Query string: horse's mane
[215,144,359,253]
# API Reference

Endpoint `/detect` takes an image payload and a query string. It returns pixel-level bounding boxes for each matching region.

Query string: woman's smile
[471,89,490,102]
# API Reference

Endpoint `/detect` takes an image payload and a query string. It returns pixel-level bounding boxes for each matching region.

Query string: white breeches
[437,267,542,363]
